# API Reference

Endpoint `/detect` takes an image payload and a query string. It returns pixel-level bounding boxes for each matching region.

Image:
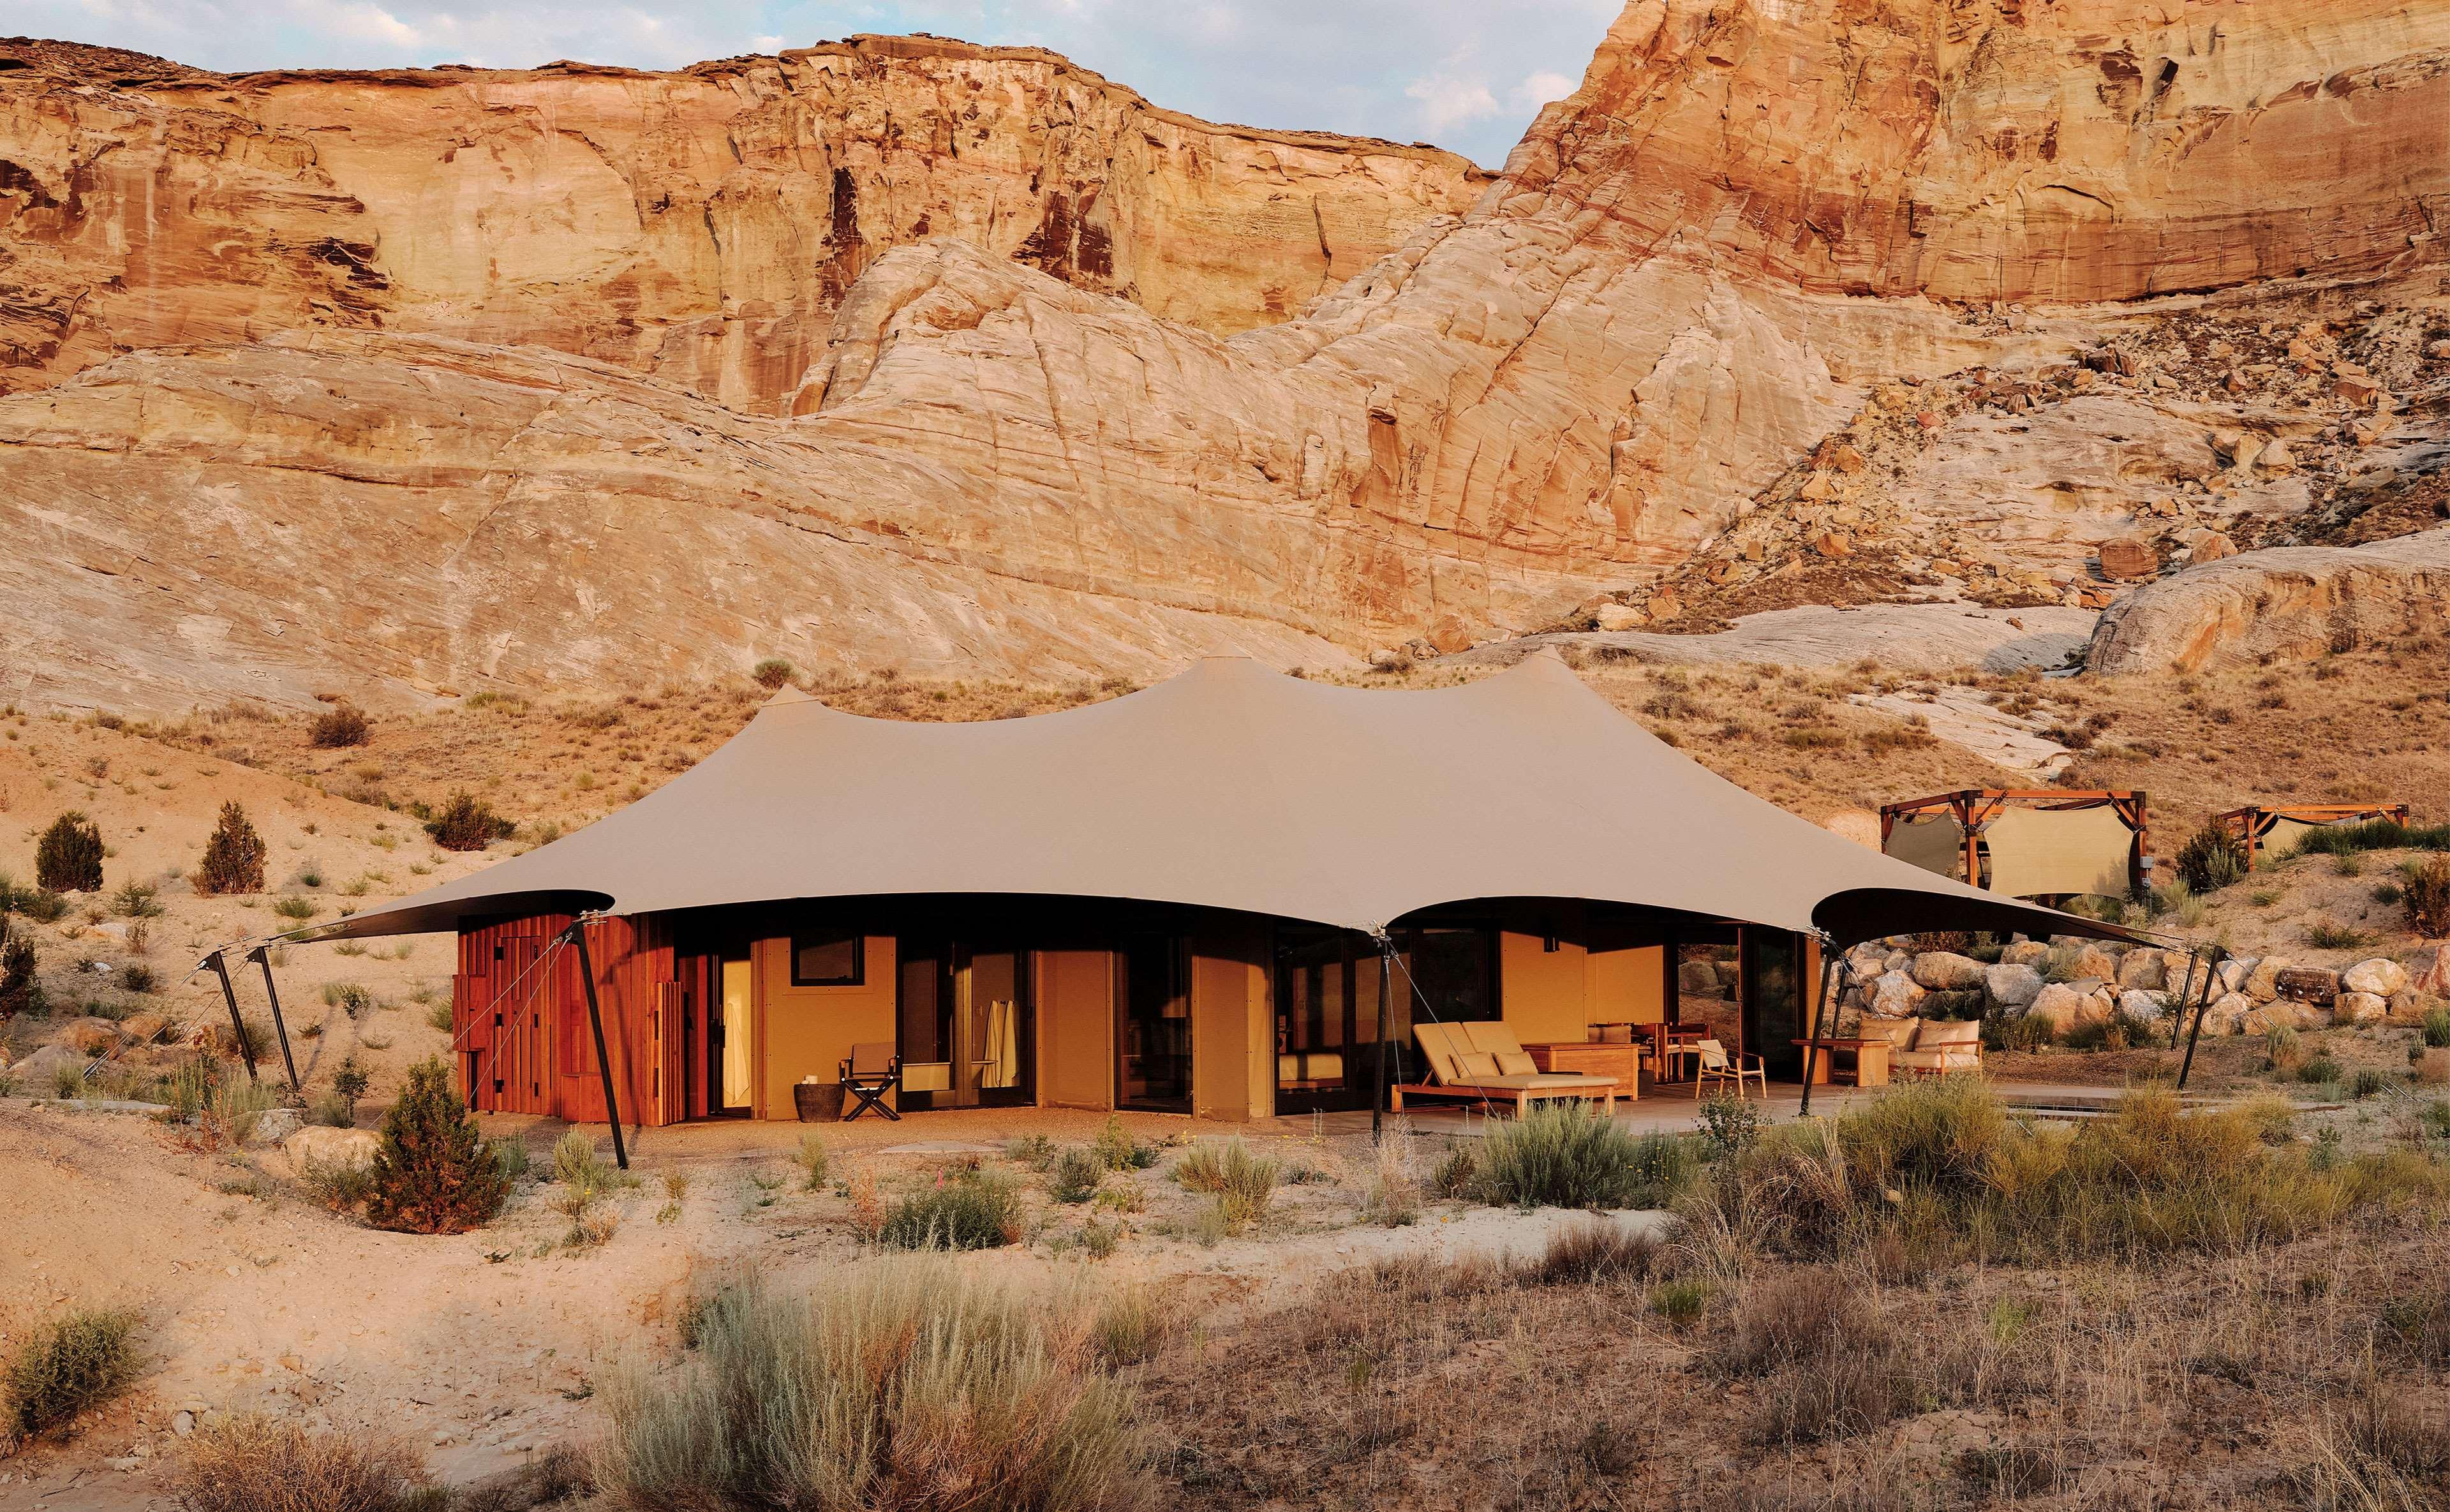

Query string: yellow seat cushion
[1453,1051,1501,1081]
[1462,1021,1526,1058]
[1494,1050,1538,1076]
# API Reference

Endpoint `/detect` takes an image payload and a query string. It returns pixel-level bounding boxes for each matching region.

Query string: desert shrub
[2173,819,2248,894]
[34,812,103,893]
[2294,819,2450,857]
[422,792,514,852]
[1705,1271,1910,1444]
[4,1306,138,1442]
[2405,857,2450,938]
[309,1093,354,1129]
[878,1168,1024,1250]
[1172,1139,1278,1231]
[322,981,376,1019]
[308,704,371,748]
[332,1054,370,1120]
[2424,1008,2450,1049]
[2266,1023,2305,1069]
[111,880,162,919]
[168,1414,427,1512]
[1624,1131,1701,1208]
[1048,1146,1104,1204]
[0,876,70,924]
[1517,1219,1659,1286]
[2308,921,2373,950]
[1092,1114,1157,1170]
[364,1057,510,1234]
[553,1129,608,1190]
[792,1132,829,1190]
[2299,1056,2344,1086]
[1004,1133,1055,1167]
[0,919,43,1017]
[1706,1077,2448,1266]
[1429,1141,1479,1199]
[597,1261,1142,1512]
[1479,1103,1650,1210]
[164,1058,277,1150]
[424,1001,452,1032]
[2350,1068,2390,1100]
[270,894,316,921]
[750,658,794,690]
[1700,1093,1764,1158]
[194,801,267,896]
[116,961,155,993]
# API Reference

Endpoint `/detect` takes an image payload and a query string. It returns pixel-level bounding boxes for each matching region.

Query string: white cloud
[1513,70,1577,108]
[1404,71,1501,133]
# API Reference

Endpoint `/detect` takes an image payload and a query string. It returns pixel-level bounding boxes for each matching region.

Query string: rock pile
[1838,937,2442,1040]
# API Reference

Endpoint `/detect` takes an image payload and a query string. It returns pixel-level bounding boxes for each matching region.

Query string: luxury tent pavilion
[298,653,2114,1128]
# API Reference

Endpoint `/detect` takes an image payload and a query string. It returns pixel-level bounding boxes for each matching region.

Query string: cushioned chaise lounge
[1393,1022,1619,1116]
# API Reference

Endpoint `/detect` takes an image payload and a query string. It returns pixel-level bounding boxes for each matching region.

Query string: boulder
[1594,603,1644,632]
[2244,956,2290,1003]
[2118,989,2168,1023]
[2070,945,2124,982]
[2218,956,2258,995]
[2341,958,2409,998]
[2116,951,2167,991]
[2335,991,2388,1027]
[2409,947,2450,998]
[2389,990,2442,1027]
[1679,960,1723,996]
[2001,941,2051,968]
[1870,970,1929,1017]
[2201,993,2253,1036]
[1910,951,1987,991]
[282,1127,382,1176]
[119,1012,173,1046]
[2097,537,2160,581]
[246,1108,305,1146]
[63,1018,119,1056]
[2185,528,2237,564]
[2027,982,2091,1030]
[2087,533,2450,675]
[1984,963,2046,1010]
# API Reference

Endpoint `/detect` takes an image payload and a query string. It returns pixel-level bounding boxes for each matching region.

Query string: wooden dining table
[1647,1022,1709,1084]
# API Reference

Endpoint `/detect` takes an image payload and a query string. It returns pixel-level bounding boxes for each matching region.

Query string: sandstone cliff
[0,34,1484,411]
[2086,528,2450,674]
[4,1,2449,713]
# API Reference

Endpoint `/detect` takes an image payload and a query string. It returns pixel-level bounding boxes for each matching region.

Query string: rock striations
[3,2,2448,711]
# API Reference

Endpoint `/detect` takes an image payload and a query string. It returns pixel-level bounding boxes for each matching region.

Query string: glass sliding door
[1273,927,1398,1114]
[716,954,754,1115]
[1118,936,1192,1112]
[896,937,1034,1110]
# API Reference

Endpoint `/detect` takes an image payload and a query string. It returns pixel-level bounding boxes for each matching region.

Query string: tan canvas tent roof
[313,653,2124,949]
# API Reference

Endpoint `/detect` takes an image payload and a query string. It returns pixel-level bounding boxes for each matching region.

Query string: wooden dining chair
[1692,1038,1767,1099]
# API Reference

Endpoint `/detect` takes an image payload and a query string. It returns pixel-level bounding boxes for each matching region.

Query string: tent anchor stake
[246,945,301,1093]
[2175,944,2224,1092]
[204,951,259,1084]
[567,920,628,1171]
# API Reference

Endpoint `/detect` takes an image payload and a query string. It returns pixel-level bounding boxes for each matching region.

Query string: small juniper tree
[309,704,370,748]
[422,792,515,852]
[33,812,103,894]
[332,1055,371,1122]
[752,658,794,690]
[0,919,42,1018]
[194,801,268,896]
[364,1058,510,1234]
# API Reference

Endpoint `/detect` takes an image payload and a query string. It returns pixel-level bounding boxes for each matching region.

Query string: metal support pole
[1372,933,1393,1141]
[2176,944,2224,1092]
[1797,947,1843,1117]
[566,920,628,1170]
[246,946,301,1093]
[204,952,259,1083]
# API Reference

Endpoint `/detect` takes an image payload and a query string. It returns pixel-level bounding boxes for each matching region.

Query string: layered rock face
[2086,530,2450,674]
[0,35,1483,410]
[4,2,2449,711]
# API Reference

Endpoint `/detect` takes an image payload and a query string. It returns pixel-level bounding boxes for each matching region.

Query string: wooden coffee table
[1792,1038,1891,1086]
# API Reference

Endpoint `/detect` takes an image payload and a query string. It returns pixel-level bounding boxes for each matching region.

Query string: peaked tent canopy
[312,653,2128,950]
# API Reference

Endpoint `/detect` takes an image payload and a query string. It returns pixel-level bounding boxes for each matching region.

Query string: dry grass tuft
[167,1414,429,1512]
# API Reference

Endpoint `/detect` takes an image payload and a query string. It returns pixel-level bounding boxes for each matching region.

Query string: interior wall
[1039,949,1117,1111]
[1191,920,1272,1122]
[1498,930,1589,1044]
[1588,944,1665,1028]
[754,933,898,1120]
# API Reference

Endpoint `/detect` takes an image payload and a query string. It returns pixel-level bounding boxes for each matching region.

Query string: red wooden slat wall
[452,913,678,1127]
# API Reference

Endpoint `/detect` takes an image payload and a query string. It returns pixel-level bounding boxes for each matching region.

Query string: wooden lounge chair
[1892,1018,1982,1077]
[838,1041,902,1121]
[1692,1038,1766,1099]
[1391,1022,1618,1116]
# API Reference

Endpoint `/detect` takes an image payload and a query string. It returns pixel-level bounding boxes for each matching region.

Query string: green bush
[2292,819,2450,857]
[1478,1103,1651,1210]
[2405,857,2450,938]
[0,918,43,1018]
[194,801,267,896]
[34,812,103,894]
[0,875,69,924]
[596,1261,1142,1511]
[791,1132,829,1190]
[2173,819,2248,894]
[2350,1068,2389,1100]
[1172,1139,1278,1231]
[110,880,161,919]
[422,792,515,852]
[1700,1094,1764,1159]
[2423,1009,2450,1049]
[2298,1056,2343,1086]
[4,1306,138,1441]
[1092,1114,1157,1170]
[322,981,376,1019]
[1048,1146,1104,1204]
[1430,1141,1479,1199]
[750,658,794,690]
[878,1169,1023,1250]
[308,704,370,748]
[271,894,317,921]
[364,1058,510,1234]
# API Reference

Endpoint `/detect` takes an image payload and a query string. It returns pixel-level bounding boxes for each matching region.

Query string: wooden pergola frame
[1880,789,2151,897]
[2215,803,2411,871]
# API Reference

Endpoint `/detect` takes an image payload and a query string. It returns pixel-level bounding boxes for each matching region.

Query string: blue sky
[22,0,1621,167]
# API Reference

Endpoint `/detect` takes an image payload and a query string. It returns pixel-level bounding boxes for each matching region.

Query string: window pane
[792,931,863,985]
